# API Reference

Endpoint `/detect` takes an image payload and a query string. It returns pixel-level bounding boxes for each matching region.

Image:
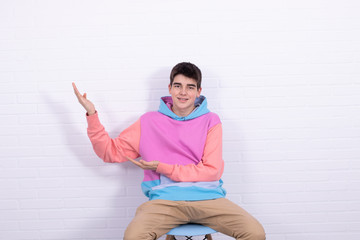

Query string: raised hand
[72,82,96,115]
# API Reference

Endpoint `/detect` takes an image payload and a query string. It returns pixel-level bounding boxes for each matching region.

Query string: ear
[197,87,202,98]
[168,84,172,93]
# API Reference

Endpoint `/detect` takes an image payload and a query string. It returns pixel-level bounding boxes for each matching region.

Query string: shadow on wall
[145,66,171,112]
[41,91,140,177]
[41,90,145,238]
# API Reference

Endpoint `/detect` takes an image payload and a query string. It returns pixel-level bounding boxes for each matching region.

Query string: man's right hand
[72,82,96,115]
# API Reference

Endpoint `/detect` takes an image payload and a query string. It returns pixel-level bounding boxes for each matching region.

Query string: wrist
[87,110,96,116]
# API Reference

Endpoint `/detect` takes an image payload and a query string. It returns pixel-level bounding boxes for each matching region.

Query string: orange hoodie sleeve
[156,123,224,182]
[86,112,140,163]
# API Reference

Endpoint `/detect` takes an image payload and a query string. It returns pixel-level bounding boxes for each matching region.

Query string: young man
[73,62,265,240]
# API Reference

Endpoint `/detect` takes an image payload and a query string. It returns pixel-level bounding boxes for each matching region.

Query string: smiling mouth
[177,97,188,102]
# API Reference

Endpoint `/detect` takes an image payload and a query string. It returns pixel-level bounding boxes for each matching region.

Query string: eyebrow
[173,82,197,88]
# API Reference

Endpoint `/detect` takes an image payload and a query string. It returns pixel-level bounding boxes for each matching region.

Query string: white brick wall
[1,0,359,239]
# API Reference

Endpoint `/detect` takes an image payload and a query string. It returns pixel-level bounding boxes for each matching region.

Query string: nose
[179,87,186,95]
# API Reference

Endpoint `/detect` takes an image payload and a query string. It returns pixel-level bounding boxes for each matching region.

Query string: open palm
[72,82,96,115]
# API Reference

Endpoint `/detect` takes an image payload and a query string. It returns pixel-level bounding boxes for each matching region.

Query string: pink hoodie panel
[156,123,224,182]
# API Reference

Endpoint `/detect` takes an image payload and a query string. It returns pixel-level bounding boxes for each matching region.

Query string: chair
[165,223,217,240]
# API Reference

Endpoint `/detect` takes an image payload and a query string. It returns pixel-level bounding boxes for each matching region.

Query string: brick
[0,104,37,114]
[0,200,18,210]
[0,231,40,240]
[20,199,64,209]
[0,93,17,104]
[0,221,19,231]
[0,210,38,221]
[107,218,131,228]
[0,125,38,135]
[1,189,37,200]
[0,168,38,179]
[38,209,87,220]
[64,219,107,229]
[0,136,18,146]
[37,187,126,199]
[19,220,64,230]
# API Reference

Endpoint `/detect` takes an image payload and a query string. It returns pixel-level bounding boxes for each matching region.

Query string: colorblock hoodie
[86,96,226,201]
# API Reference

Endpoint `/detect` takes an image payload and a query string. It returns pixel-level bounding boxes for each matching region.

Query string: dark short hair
[170,62,202,89]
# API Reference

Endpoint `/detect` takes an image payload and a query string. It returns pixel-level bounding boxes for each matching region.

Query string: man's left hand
[126,156,159,170]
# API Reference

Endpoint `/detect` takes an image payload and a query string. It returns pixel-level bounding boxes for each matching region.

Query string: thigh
[124,200,189,240]
[191,198,265,240]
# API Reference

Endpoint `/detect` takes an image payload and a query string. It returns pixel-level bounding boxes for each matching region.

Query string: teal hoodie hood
[158,95,210,121]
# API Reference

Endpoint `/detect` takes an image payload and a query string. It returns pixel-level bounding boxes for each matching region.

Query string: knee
[246,223,266,240]
[236,221,266,240]
[252,228,266,240]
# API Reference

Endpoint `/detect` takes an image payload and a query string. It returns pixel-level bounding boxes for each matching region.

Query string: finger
[126,156,142,167]
[139,160,151,166]
[125,156,134,162]
[72,82,78,93]
[139,160,157,170]
[72,82,82,97]
[126,156,138,164]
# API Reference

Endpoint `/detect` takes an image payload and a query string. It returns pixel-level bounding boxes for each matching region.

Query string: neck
[171,106,195,117]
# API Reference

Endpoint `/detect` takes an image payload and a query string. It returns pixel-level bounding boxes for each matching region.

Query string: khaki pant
[124,198,265,240]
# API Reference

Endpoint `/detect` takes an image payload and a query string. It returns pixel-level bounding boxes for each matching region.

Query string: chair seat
[167,223,217,236]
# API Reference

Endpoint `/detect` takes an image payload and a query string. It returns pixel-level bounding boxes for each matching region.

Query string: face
[168,74,202,117]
